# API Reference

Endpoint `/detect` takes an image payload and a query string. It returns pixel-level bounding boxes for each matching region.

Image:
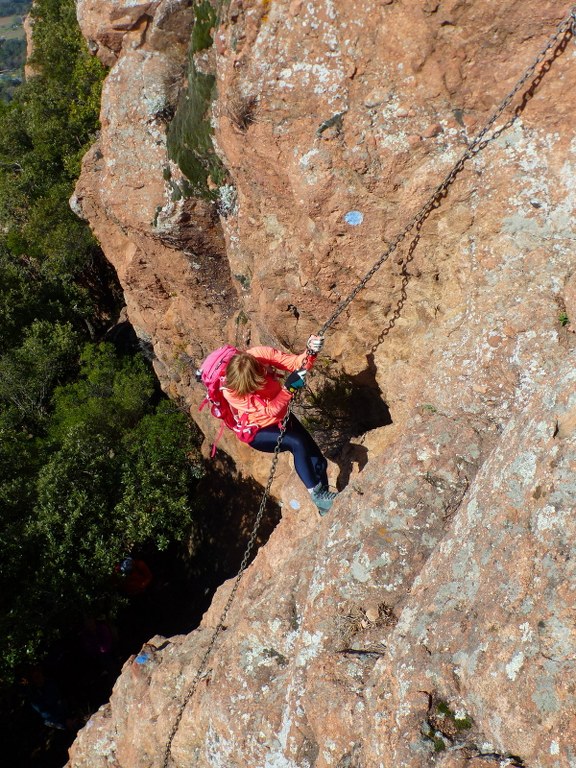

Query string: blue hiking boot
[310,484,338,515]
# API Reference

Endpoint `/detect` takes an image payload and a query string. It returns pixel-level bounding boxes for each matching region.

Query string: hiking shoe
[310,484,338,515]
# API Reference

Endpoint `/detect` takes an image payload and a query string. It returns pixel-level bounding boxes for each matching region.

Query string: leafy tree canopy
[0,319,79,427]
[49,342,155,441]
[0,38,26,72]
[0,0,107,335]
[1,343,204,677]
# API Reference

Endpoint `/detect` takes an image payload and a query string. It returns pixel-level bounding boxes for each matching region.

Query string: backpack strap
[210,422,226,458]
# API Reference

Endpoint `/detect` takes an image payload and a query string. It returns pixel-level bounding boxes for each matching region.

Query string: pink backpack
[197,345,260,456]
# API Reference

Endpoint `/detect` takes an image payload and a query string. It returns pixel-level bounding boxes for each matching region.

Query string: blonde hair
[226,353,267,395]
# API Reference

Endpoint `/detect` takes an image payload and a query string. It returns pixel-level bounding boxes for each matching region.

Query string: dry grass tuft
[227,93,259,133]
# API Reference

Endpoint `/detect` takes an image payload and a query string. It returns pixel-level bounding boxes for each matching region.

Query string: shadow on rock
[296,353,392,490]
[193,453,282,586]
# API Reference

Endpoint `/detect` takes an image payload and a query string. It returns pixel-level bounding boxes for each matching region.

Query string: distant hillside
[0,1,32,100]
[0,0,31,17]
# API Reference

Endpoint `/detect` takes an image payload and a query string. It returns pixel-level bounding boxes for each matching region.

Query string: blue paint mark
[135,652,150,665]
[344,210,363,226]
[289,499,301,510]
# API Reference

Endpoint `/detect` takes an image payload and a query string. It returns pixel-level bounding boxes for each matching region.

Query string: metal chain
[162,402,293,768]
[369,228,421,354]
[161,7,575,766]
[318,6,576,337]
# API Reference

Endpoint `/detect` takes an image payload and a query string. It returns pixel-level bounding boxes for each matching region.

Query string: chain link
[319,7,575,337]
[161,7,575,766]
[369,229,421,353]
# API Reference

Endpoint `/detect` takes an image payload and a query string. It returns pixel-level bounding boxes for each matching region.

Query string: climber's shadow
[195,452,282,582]
[297,353,392,491]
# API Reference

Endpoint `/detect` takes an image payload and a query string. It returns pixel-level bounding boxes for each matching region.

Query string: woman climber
[221,335,337,514]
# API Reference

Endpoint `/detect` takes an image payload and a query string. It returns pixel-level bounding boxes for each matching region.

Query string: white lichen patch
[452,644,488,678]
[238,634,291,676]
[299,148,320,168]
[296,630,324,667]
[218,184,238,217]
[550,740,560,755]
[505,651,525,681]
[264,751,298,768]
[292,60,343,94]
[508,449,537,485]
[536,500,568,529]
[350,546,392,584]
[205,722,238,768]
[269,618,283,634]
[540,616,575,661]
[519,622,534,644]
[250,0,348,110]
[92,730,117,762]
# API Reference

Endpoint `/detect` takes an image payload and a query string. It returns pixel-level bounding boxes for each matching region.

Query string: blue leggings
[250,415,328,489]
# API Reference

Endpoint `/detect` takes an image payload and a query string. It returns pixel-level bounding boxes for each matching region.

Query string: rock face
[23,11,36,79]
[69,1,576,766]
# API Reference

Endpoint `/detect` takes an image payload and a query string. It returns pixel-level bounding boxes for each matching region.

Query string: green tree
[117,400,204,550]
[0,38,27,73]
[0,245,41,352]
[46,342,204,585]
[27,0,105,172]
[49,342,155,442]
[0,418,41,587]
[0,241,95,354]
[0,0,107,332]
[34,427,121,595]
[0,415,46,673]
[0,75,23,102]
[0,427,119,671]
[0,319,79,427]
[1,352,205,676]
[21,182,98,276]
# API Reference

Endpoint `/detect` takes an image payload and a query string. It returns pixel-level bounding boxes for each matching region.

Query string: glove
[306,335,324,355]
[285,368,307,392]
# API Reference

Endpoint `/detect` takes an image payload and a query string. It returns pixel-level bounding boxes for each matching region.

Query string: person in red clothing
[222,336,337,514]
[118,557,153,596]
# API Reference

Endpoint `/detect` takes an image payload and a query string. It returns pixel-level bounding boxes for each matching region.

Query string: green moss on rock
[166,1,227,200]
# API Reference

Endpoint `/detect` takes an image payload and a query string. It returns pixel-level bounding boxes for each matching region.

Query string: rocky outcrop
[22,10,36,79]
[69,364,576,767]
[69,0,576,766]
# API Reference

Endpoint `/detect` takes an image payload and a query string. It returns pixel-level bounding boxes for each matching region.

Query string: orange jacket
[221,346,308,429]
